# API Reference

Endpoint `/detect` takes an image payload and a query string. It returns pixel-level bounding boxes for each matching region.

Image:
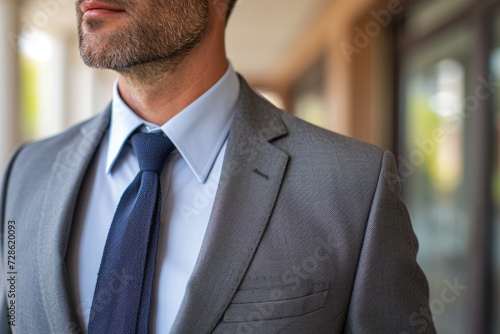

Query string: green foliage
[20,55,39,139]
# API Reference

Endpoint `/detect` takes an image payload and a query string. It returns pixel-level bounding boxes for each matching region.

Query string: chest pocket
[222,282,329,323]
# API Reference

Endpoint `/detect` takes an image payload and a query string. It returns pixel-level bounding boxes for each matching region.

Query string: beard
[76,0,210,72]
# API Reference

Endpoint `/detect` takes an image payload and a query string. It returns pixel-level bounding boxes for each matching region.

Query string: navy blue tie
[88,132,175,334]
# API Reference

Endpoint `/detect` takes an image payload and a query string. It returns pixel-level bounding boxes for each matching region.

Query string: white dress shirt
[65,64,240,333]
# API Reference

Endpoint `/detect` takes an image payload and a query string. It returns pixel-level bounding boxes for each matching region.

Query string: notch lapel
[171,77,289,334]
[36,107,111,333]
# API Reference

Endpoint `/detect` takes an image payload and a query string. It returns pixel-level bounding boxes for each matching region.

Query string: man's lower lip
[83,9,124,19]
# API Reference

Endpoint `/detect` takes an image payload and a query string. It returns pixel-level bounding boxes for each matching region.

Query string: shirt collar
[106,63,240,183]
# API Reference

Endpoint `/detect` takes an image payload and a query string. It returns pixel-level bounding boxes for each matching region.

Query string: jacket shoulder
[274,108,385,168]
[11,109,110,171]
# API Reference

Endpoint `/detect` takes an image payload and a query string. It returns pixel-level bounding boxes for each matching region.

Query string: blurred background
[0,0,499,332]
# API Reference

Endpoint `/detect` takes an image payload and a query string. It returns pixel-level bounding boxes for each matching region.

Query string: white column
[37,32,68,138]
[67,57,95,126]
[67,59,115,126]
[0,0,21,171]
[92,70,115,115]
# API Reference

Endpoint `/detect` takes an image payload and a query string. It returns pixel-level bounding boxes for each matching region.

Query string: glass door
[401,24,472,334]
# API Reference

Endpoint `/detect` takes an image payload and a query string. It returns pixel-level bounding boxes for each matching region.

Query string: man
[0,0,436,333]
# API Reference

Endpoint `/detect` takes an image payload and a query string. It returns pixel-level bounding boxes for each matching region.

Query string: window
[401,24,472,334]
[398,1,499,333]
[491,10,500,334]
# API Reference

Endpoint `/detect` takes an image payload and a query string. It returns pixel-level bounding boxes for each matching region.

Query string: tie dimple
[132,132,176,172]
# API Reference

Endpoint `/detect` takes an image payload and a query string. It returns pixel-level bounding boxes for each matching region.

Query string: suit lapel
[36,106,111,333]
[171,76,289,334]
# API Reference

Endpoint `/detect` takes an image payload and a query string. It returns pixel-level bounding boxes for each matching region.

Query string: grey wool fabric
[0,75,436,333]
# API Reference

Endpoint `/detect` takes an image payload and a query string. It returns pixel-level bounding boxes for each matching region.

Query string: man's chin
[79,49,118,70]
[80,57,123,71]
[78,37,123,70]
[79,51,141,71]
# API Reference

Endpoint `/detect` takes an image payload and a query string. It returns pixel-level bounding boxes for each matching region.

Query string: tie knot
[131,132,175,172]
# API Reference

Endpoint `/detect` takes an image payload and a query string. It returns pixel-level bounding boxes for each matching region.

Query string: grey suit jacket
[0,75,436,333]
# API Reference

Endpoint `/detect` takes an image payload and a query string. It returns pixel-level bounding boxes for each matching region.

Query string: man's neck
[116,34,228,126]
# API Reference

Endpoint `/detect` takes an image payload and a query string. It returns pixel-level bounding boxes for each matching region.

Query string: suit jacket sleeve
[343,150,436,334]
